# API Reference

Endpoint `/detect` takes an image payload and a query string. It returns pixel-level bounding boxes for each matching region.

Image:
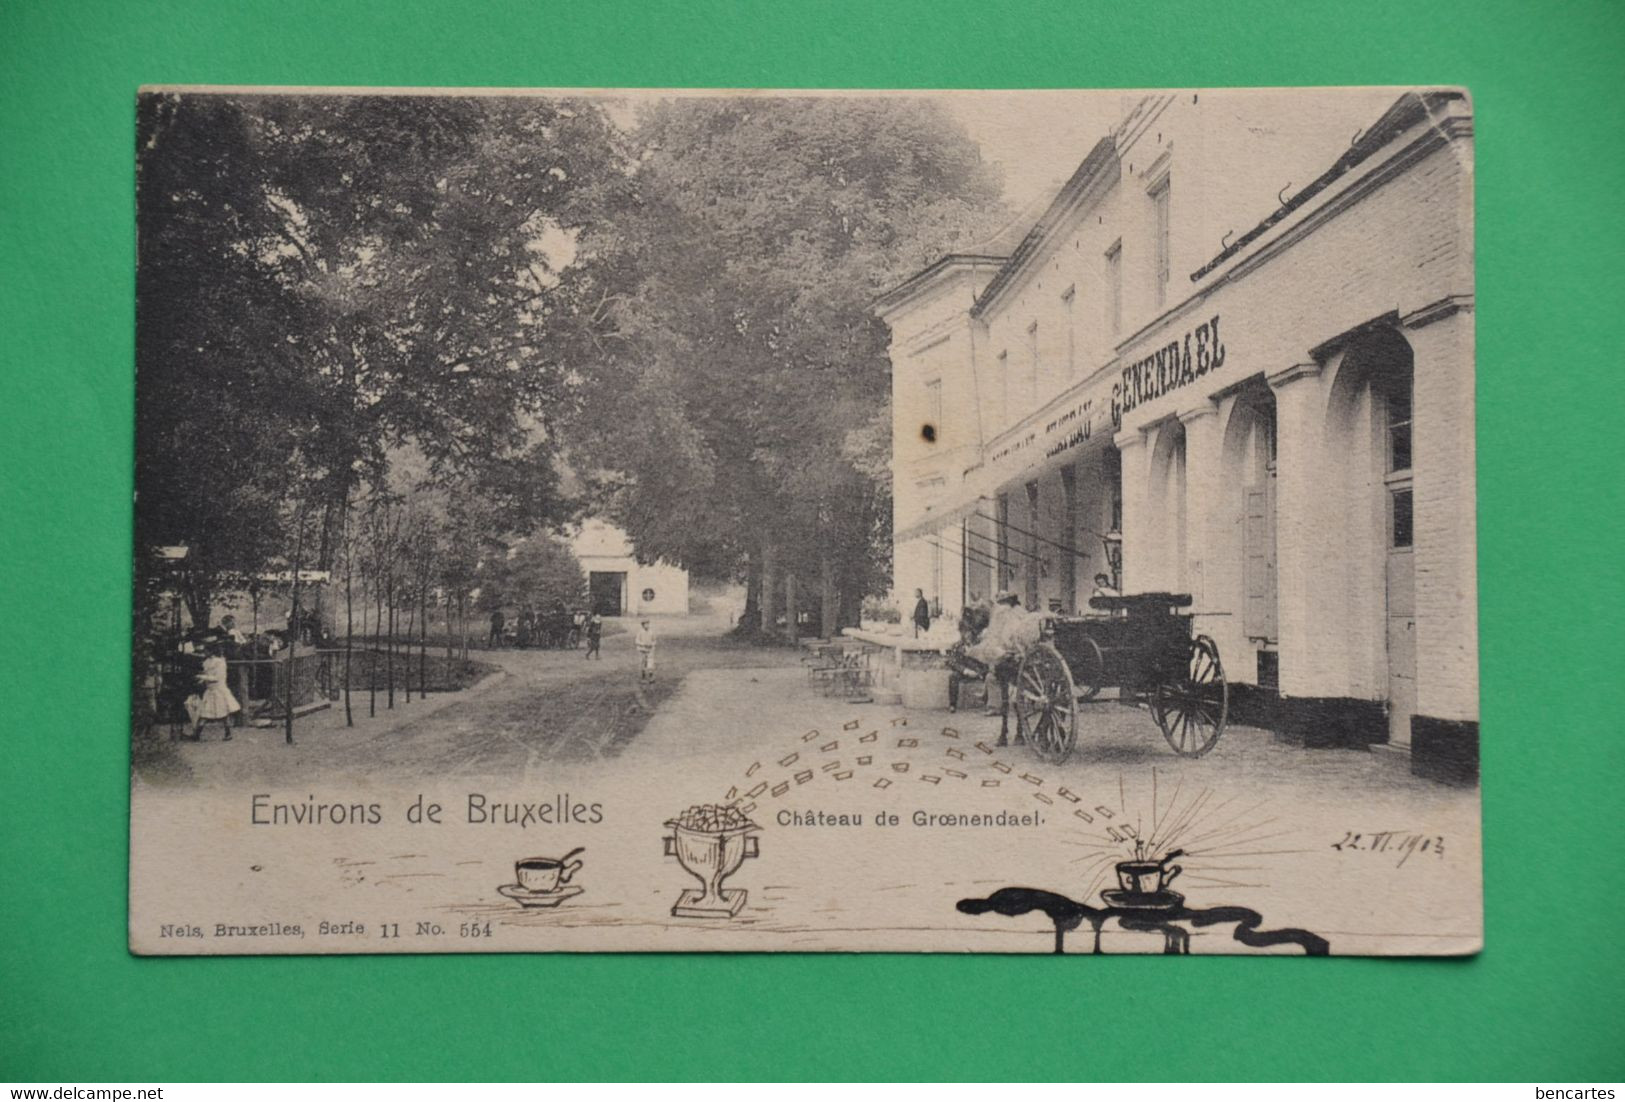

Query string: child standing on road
[634,618,656,682]
[190,641,241,741]
[584,612,603,659]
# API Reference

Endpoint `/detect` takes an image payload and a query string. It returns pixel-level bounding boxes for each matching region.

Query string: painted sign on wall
[1111,314,1227,426]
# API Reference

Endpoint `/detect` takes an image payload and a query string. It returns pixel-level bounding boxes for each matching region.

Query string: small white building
[570,518,690,618]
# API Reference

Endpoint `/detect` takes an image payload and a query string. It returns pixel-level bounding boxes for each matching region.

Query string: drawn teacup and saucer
[1099,849,1184,912]
[498,847,585,908]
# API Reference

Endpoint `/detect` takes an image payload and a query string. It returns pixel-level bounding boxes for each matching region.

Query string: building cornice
[872,254,1008,318]
[1402,293,1475,330]
[1189,89,1470,284]
[1266,362,1322,390]
[970,137,1121,320]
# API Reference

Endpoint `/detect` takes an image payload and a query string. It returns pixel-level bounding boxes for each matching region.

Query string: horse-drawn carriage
[1010,592,1229,765]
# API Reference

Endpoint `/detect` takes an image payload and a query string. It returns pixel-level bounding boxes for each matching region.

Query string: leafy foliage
[565,97,1008,620]
[477,535,588,612]
[135,93,629,594]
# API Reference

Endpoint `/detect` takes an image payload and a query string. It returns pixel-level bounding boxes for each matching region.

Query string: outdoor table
[957,886,1329,956]
[841,627,955,705]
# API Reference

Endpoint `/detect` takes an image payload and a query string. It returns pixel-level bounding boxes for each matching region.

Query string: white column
[1404,299,1477,723]
[1114,428,1150,594]
[1267,360,1347,699]
[1178,402,1221,609]
[1205,393,1249,674]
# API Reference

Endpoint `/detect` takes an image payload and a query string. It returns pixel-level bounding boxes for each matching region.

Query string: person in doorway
[634,619,657,682]
[912,588,932,637]
[584,612,603,660]
[488,608,505,648]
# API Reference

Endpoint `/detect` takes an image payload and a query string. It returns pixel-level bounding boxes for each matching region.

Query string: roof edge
[872,253,1009,315]
[970,136,1120,319]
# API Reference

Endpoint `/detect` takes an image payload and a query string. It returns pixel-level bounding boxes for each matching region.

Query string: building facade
[877,90,1476,781]
[571,519,690,618]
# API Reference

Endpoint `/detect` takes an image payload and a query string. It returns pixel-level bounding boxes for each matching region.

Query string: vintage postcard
[131,85,1478,956]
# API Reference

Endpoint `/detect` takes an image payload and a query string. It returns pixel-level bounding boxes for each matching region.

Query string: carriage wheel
[1152,635,1229,758]
[1014,643,1078,765]
[1071,636,1105,702]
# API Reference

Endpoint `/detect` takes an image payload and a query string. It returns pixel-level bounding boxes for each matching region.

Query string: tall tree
[135,92,630,622]
[566,97,1008,629]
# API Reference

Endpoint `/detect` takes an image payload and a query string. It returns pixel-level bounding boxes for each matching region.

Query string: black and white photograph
[130,85,1479,956]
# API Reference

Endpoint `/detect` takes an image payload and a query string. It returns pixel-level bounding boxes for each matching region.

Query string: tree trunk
[402,598,415,703]
[760,541,778,637]
[820,553,838,641]
[386,576,395,709]
[180,574,212,633]
[784,572,798,642]
[740,548,761,634]
[458,593,468,661]
[343,530,354,728]
[285,508,307,747]
[370,577,380,718]
[419,561,429,699]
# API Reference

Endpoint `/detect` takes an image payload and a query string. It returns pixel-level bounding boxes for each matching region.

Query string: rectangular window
[1024,480,1040,611]
[924,378,942,443]
[1026,321,1040,407]
[1391,488,1414,549]
[996,350,1009,430]
[1388,386,1413,473]
[1150,176,1171,309]
[1105,241,1123,336]
[996,493,1011,589]
[1061,286,1077,379]
[1060,465,1078,613]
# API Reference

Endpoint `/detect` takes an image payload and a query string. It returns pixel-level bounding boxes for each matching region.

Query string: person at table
[912,588,932,637]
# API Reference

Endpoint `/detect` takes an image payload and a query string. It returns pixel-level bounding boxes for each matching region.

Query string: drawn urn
[663,804,760,918]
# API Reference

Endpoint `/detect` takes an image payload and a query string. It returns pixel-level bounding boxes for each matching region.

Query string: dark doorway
[589,571,626,617]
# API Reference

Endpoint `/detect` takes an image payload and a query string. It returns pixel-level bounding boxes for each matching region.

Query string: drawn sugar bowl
[662,803,761,918]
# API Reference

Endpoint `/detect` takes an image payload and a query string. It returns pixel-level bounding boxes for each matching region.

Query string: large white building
[876,90,1476,782]
[570,518,690,617]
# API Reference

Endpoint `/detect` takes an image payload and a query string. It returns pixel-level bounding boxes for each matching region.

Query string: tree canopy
[136,93,629,620]
[564,96,1009,625]
[135,91,1009,641]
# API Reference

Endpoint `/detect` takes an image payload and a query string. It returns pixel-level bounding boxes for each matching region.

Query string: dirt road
[158,613,800,788]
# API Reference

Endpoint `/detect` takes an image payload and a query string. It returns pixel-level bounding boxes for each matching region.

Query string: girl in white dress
[192,642,241,740]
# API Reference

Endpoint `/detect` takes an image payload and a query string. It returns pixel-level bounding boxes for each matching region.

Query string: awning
[893,495,992,543]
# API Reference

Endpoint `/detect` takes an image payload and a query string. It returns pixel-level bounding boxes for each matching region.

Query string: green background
[3,0,1621,1082]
